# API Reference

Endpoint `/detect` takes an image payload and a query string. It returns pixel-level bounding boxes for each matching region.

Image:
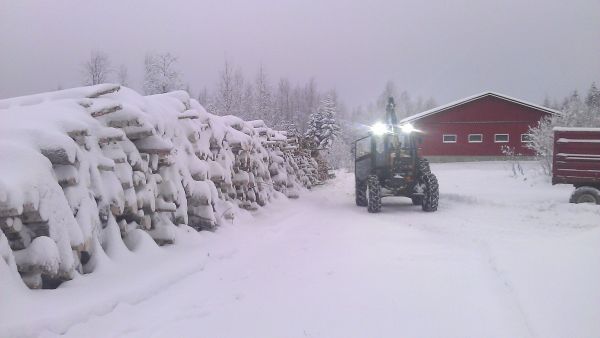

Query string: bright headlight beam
[399,123,416,134]
[370,122,389,136]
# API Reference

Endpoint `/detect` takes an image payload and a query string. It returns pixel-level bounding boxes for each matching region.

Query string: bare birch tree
[143,52,183,95]
[82,50,112,85]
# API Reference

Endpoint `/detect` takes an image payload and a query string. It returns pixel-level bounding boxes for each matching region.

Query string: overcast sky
[1,0,599,107]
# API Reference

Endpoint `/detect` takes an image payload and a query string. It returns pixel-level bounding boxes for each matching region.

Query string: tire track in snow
[409,215,538,337]
[396,193,539,338]
[478,241,537,338]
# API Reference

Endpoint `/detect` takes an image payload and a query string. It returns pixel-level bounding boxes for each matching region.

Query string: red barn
[400,92,560,161]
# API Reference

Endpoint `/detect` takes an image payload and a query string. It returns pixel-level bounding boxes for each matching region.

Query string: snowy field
[2,161,599,338]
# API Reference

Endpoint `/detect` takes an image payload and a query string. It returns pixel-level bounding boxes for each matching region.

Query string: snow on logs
[0,84,317,289]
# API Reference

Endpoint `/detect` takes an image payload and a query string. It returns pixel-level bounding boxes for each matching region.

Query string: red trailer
[553,127,600,204]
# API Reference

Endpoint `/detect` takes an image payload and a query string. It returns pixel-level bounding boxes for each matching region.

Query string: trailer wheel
[355,181,367,207]
[569,186,600,204]
[366,175,382,213]
[422,173,439,212]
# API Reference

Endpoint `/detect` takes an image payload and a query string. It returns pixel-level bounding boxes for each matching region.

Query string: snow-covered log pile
[0,84,315,289]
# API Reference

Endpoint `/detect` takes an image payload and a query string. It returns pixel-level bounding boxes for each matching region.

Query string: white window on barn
[468,134,483,143]
[443,134,457,143]
[521,134,532,143]
[494,134,509,143]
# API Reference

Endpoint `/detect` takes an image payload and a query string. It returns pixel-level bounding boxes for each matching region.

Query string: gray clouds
[1,0,599,106]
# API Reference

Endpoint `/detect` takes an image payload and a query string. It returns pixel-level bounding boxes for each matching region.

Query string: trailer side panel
[552,128,600,186]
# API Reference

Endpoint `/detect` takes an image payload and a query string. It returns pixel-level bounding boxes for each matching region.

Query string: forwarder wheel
[569,186,600,204]
[366,175,382,213]
[422,173,439,212]
[355,181,367,207]
[411,195,423,205]
[418,158,431,175]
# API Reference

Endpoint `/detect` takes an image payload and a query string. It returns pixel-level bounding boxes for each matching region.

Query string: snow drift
[0,84,319,289]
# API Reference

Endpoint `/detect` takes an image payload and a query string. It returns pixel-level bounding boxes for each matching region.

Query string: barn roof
[400,91,562,124]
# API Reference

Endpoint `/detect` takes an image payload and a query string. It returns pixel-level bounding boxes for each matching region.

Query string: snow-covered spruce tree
[305,112,318,142]
[326,119,355,171]
[305,94,340,150]
[585,82,600,124]
[330,98,357,170]
[304,94,341,180]
[319,95,341,150]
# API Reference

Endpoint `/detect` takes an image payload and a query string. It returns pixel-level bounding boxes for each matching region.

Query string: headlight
[400,123,416,134]
[370,122,389,136]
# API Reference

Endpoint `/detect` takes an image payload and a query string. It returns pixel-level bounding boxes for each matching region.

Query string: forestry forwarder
[353,97,439,213]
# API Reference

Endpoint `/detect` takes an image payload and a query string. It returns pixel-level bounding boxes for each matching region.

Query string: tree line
[79,50,600,175]
[79,50,438,171]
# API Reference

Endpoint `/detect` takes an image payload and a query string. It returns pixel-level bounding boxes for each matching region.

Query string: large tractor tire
[366,175,382,213]
[418,158,431,175]
[355,181,367,207]
[421,173,439,212]
[411,195,423,205]
[569,186,600,204]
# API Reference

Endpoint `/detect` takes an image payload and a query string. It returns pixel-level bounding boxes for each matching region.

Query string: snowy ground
[2,162,599,338]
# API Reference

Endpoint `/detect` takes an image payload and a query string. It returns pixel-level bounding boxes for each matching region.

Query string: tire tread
[367,175,382,213]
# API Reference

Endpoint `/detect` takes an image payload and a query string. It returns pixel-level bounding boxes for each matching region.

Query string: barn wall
[412,96,550,157]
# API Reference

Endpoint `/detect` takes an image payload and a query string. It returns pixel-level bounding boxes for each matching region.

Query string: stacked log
[0,84,319,289]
